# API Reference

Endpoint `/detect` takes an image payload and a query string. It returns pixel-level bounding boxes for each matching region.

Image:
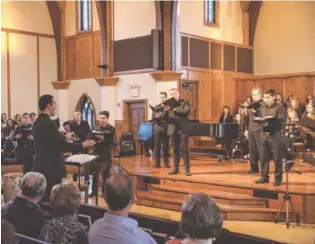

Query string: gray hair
[20,172,46,198]
[252,87,262,94]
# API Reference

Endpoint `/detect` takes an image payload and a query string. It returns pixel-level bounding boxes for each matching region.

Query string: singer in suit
[153,92,170,168]
[166,88,191,176]
[255,89,286,186]
[90,111,116,196]
[12,113,34,173]
[246,88,264,174]
[32,95,94,197]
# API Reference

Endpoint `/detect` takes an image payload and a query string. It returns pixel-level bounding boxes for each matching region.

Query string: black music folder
[247,102,261,111]
[162,98,180,109]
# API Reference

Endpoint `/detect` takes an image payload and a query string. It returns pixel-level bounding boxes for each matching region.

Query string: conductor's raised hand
[82,140,95,148]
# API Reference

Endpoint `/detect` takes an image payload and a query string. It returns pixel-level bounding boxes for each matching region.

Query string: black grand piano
[188,120,239,160]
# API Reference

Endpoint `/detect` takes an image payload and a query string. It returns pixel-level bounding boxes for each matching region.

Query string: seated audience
[40,182,88,244]
[88,174,157,244]
[166,193,223,244]
[300,104,315,151]
[2,172,49,238]
[288,98,302,119]
[1,219,16,244]
[1,113,8,128]
[1,119,15,150]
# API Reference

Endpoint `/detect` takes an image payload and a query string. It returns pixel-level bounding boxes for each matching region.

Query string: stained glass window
[78,0,92,32]
[80,95,94,128]
[205,0,217,24]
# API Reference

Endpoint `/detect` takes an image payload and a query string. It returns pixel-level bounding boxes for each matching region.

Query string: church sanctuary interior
[1,0,315,244]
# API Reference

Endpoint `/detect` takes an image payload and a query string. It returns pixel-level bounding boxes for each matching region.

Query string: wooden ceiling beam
[240,1,250,13]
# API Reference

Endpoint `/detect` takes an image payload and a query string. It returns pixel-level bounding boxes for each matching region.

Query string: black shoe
[248,170,259,175]
[255,178,269,184]
[164,164,170,168]
[169,169,179,175]
[273,180,282,186]
[152,164,160,168]
[185,171,191,176]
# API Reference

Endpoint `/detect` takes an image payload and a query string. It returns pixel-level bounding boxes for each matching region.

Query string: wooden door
[128,102,145,154]
[181,81,199,148]
[181,81,199,120]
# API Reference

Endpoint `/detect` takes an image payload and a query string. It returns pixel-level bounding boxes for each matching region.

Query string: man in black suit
[153,92,170,168]
[12,112,34,173]
[167,88,191,176]
[32,94,94,197]
[70,111,91,153]
[90,111,116,196]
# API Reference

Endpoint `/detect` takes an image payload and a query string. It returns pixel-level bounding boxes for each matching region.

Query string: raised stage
[117,155,315,223]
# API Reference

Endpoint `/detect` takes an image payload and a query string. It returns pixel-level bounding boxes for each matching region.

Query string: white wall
[67,79,101,119]
[2,1,53,35]
[254,1,315,75]
[114,0,156,40]
[180,1,243,44]
[116,73,157,120]
[64,0,100,37]
[1,1,57,117]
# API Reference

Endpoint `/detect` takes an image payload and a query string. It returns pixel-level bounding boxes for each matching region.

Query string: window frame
[76,0,93,34]
[77,94,96,129]
[204,0,220,28]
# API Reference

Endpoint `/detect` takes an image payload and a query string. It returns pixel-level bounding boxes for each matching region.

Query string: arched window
[204,0,219,27]
[77,94,95,128]
[78,0,92,32]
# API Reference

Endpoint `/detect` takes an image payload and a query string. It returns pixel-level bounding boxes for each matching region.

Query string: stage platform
[117,155,315,223]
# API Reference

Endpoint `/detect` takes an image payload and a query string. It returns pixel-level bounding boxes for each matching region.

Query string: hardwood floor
[113,156,315,223]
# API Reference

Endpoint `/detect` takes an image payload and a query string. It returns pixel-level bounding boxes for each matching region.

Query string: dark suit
[92,123,115,194]
[70,120,90,154]
[167,99,191,172]
[152,111,169,166]
[219,114,234,158]
[12,125,34,173]
[32,113,83,196]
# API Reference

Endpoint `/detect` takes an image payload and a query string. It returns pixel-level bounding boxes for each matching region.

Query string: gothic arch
[75,93,96,128]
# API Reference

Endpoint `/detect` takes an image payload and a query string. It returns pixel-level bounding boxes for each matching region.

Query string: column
[150,71,182,100]
[95,77,119,121]
[52,81,71,128]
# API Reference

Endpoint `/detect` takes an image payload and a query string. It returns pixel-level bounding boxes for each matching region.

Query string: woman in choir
[217,106,233,159]
[300,104,315,151]
[14,114,22,126]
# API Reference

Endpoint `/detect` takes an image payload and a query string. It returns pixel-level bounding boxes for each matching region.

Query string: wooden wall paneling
[189,38,209,69]
[77,35,93,78]
[65,38,77,79]
[210,42,222,70]
[181,36,188,67]
[223,73,236,114]
[210,72,223,120]
[114,120,124,140]
[237,47,253,74]
[187,70,210,121]
[235,80,255,105]
[223,45,235,72]
[255,78,283,97]
[92,33,101,77]
[285,76,314,103]
[161,1,172,70]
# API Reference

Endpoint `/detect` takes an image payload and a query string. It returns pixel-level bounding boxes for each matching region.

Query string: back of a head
[104,174,134,211]
[180,193,223,240]
[38,94,54,112]
[50,182,81,217]
[21,172,46,199]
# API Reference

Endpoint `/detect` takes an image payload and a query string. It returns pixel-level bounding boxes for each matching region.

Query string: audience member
[166,193,223,244]
[30,112,36,124]
[1,219,16,244]
[217,106,233,159]
[88,174,157,244]
[40,182,88,244]
[2,172,49,238]
[1,113,8,127]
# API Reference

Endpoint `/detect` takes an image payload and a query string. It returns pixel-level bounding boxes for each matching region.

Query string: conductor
[32,95,94,197]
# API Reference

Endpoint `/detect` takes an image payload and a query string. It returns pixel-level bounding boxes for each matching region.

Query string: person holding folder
[166,88,191,176]
[254,89,286,186]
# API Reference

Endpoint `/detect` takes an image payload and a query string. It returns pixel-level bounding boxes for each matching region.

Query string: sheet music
[65,154,98,165]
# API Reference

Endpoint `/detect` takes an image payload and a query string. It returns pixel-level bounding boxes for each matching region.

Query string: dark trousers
[248,130,262,172]
[154,125,169,165]
[17,151,34,174]
[91,151,111,194]
[172,129,190,172]
[260,131,283,181]
[224,139,232,158]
